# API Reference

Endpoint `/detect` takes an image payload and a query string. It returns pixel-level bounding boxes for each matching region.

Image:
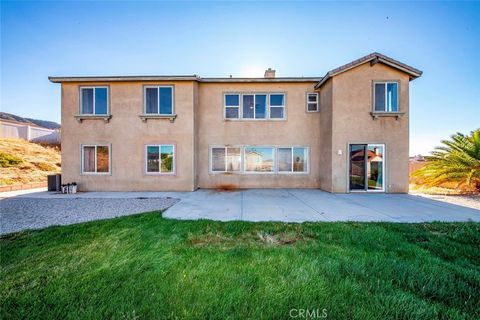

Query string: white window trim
[366,143,386,192]
[223,93,286,120]
[243,146,276,174]
[224,93,241,119]
[347,143,386,193]
[373,81,399,112]
[79,86,109,115]
[269,93,286,119]
[277,147,309,174]
[144,144,176,175]
[209,146,243,173]
[80,144,111,175]
[143,85,175,115]
[306,93,319,112]
[209,145,309,175]
[242,93,268,120]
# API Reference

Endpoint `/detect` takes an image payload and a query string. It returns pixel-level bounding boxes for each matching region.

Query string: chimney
[264,68,276,79]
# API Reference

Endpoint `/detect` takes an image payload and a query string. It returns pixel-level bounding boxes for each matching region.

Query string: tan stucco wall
[61,81,196,191]
[59,62,412,192]
[196,82,322,189]
[330,63,410,193]
[317,78,333,192]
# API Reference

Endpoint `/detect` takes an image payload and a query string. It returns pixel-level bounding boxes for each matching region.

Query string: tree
[413,129,480,192]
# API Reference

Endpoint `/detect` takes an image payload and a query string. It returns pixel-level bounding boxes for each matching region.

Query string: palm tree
[413,129,480,192]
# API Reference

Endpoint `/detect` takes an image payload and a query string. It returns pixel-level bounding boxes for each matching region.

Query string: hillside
[0,138,61,186]
[0,112,60,130]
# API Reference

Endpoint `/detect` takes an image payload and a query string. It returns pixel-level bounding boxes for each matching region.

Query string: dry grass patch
[187,229,316,247]
[0,138,61,186]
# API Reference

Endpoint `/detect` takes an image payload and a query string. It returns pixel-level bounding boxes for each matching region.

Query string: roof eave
[49,76,322,84]
[200,77,321,83]
[314,54,422,89]
[48,75,200,83]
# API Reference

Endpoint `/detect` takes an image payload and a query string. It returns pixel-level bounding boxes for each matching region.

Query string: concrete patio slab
[241,189,327,222]
[285,189,399,222]
[164,189,242,221]
[163,189,479,223]
[334,193,480,222]
[1,189,479,234]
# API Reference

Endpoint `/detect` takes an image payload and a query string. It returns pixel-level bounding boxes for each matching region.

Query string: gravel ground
[410,193,480,210]
[0,197,179,235]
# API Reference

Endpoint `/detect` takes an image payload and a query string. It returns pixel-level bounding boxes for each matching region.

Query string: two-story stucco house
[49,52,422,193]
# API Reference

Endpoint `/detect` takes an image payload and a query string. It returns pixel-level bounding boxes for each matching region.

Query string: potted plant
[61,183,78,194]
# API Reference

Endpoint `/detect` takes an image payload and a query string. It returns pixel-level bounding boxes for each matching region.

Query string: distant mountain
[0,112,60,130]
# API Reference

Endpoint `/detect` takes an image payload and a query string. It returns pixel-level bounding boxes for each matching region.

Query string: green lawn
[1,212,479,320]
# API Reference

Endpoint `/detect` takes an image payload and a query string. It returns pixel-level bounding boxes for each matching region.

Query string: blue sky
[1,1,479,155]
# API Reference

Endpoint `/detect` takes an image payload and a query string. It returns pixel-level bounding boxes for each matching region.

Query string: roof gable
[315,52,422,89]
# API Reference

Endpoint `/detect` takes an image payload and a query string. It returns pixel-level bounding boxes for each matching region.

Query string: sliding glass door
[349,144,385,192]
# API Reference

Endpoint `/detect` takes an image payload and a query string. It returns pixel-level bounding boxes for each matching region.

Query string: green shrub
[0,152,23,168]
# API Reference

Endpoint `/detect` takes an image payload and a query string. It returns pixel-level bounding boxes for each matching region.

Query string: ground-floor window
[244,147,274,172]
[211,147,241,172]
[146,145,175,174]
[81,145,111,174]
[210,146,308,174]
[278,147,308,172]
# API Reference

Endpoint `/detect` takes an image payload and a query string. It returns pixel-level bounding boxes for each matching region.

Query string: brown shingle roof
[315,52,422,89]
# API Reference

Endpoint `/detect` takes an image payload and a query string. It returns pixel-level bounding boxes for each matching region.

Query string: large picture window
[210,146,308,174]
[144,86,174,115]
[82,145,110,174]
[146,145,175,174]
[224,93,285,120]
[80,87,108,115]
[244,147,274,172]
[374,82,398,112]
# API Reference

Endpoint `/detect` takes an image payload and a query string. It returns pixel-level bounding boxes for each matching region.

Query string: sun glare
[239,65,266,78]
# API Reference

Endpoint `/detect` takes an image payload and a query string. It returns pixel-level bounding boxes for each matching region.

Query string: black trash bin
[47,174,61,191]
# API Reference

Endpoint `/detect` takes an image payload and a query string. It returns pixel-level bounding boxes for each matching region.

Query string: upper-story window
[306,93,319,112]
[224,94,240,118]
[224,93,285,120]
[374,82,398,112]
[144,86,174,115]
[243,94,266,119]
[269,94,285,118]
[80,87,108,115]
